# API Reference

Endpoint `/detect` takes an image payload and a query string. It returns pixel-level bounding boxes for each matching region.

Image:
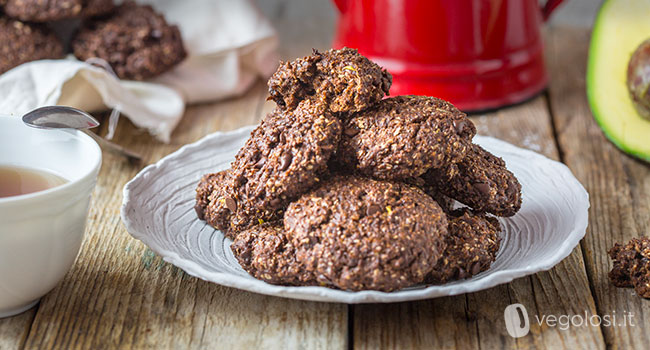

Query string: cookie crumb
[608,237,650,298]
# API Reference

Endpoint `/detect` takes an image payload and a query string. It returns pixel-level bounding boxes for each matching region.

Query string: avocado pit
[627,38,650,120]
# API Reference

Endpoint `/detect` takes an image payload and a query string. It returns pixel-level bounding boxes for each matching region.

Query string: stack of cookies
[0,0,186,80]
[195,48,522,292]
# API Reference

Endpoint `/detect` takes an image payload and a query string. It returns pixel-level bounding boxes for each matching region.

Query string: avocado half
[587,0,650,162]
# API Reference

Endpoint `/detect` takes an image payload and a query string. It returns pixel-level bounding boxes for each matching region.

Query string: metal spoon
[22,106,142,164]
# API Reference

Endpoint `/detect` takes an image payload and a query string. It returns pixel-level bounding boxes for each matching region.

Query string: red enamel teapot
[332,0,564,111]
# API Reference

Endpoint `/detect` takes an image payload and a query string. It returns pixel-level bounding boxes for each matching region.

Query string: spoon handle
[83,130,142,164]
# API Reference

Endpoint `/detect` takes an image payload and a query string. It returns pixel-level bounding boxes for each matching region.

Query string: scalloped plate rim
[121,125,590,304]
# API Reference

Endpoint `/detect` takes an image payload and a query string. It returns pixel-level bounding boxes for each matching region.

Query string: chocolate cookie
[2,0,114,22]
[405,176,456,213]
[426,209,501,284]
[0,17,64,74]
[231,224,315,286]
[198,102,341,237]
[284,176,448,292]
[79,0,115,18]
[195,170,228,222]
[268,47,392,114]
[72,1,186,80]
[423,143,522,217]
[608,237,650,298]
[199,168,285,239]
[336,96,476,180]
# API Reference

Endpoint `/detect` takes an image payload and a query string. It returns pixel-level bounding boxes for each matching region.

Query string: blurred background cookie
[0,17,64,74]
[2,0,114,22]
[71,1,186,80]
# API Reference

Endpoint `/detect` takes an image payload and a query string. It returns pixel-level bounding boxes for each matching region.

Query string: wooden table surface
[1,24,649,349]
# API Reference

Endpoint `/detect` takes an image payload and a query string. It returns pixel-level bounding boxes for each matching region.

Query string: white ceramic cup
[0,115,101,318]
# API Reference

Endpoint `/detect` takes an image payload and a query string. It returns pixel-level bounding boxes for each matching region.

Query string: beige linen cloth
[0,0,278,142]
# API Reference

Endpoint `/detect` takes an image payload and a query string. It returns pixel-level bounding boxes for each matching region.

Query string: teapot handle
[542,0,565,21]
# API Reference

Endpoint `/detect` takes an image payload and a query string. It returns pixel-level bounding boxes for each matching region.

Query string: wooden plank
[354,296,479,349]
[354,96,605,349]
[547,26,650,349]
[20,81,348,349]
[0,308,35,350]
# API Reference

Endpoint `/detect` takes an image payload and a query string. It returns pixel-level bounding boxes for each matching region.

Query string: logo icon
[504,303,530,338]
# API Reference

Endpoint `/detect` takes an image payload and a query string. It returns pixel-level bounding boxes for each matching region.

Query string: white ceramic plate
[121,126,589,304]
